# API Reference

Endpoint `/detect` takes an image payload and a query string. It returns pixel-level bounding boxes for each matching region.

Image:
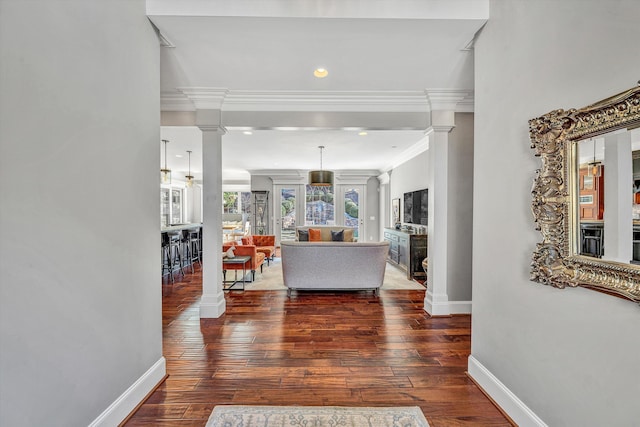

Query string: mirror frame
[529,84,640,303]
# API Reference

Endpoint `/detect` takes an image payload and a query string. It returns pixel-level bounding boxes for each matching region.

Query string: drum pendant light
[308,145,334,186]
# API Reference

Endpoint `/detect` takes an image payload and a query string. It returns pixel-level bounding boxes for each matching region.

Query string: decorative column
[603,132,633,263]
[423,90,468,316]
[197,110,226,318]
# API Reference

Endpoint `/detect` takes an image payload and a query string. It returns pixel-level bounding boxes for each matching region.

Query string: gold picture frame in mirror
[529,83,640,303]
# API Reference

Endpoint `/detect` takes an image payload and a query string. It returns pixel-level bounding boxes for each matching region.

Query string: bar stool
[581,227,603,258]
[181,228,200,273]
[189,228,202,267]
[168,230,185,280]
[161,232,172,281]
[162,232,183,283]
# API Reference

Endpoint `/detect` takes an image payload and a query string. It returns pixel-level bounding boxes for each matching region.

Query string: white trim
[448,300,472,314]
[467,356,548,427]
[162,88,475,114]
[425,89,471,111]
[88,357,166,427]
[423,289,450,316]
[384,134,429,171]
[200,293,226,318]
[223,90,429,112]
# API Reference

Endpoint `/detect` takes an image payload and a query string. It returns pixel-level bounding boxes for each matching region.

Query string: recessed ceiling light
[175,154,183,158]
[358,131,368,136]
[314,68,329,78]
[243,131,253,135]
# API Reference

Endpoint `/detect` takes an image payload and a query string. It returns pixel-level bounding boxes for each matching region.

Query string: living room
[2,1,639,427]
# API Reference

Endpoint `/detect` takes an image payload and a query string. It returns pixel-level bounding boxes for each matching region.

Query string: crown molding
[425,89,473,111]
[161,88,474,113]
[177,87,229,110]
[161,91,195,111]
[382,134,430,171]
[222,90,429,112]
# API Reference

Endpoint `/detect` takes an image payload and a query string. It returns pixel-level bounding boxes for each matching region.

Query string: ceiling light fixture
[185,150,194,187]
[308,145,334,186]
[314,68,329,78]
[161,139,171,184]
[587,139,602,178]
[358,131,368,136]
[243,131,253,135]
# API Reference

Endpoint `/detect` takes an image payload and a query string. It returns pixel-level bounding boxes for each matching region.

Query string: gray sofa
[281,241,389,296]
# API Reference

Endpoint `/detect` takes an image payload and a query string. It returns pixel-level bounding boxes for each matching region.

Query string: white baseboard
[467,355,548,427]
[89,357,166,427]
[424,291,471,315]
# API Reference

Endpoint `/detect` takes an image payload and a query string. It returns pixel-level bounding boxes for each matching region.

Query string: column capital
[198,124,227,135]
[424,89,471,111]
[178,87,228,110]
[425,125,455,136]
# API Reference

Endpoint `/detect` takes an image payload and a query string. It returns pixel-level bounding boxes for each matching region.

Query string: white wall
[0,1,163,426]
[390,149,430,203]
[472,1,640,425]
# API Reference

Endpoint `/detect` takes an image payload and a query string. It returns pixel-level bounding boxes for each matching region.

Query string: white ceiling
[149,0,489,182]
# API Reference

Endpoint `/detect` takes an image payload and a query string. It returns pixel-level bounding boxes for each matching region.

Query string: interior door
[274,185,298,246]
[339,184,365,242]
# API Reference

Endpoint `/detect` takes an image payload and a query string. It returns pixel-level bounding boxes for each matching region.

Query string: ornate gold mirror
[529,83,640,303]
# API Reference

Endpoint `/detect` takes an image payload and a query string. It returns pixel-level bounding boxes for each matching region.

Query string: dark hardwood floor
[125,263,511,426]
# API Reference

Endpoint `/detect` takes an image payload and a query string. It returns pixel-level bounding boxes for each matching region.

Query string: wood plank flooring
[125,264,511,426]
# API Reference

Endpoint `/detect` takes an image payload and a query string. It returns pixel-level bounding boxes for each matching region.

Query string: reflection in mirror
[576,129,640,264]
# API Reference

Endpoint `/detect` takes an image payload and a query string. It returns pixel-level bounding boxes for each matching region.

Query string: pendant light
[308,145,334,186]
[161,139,172,184]
[587,139,602,178]
[185,150,194,188]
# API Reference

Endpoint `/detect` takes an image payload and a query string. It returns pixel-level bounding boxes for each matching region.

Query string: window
[161,187,184,227]
[305,185,334,225]
[223,191,252,214]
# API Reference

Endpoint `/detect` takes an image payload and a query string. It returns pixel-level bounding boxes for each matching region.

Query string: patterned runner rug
[206,405,430,427]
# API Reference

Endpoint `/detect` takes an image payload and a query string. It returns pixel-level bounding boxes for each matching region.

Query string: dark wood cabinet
[383,228,427,280]
[579,166,604,221]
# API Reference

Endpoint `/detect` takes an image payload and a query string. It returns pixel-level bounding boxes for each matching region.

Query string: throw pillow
[309,228,322,241]
[343,228,354,242]
[242,235,254,246]
[297,229,309,241]
[331,230,344,241]
[226,247,235,258]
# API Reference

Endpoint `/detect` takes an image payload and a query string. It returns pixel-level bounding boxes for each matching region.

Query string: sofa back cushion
[242,235,254,245]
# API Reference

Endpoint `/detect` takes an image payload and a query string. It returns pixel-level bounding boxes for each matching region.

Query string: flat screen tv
[403,188,428,225]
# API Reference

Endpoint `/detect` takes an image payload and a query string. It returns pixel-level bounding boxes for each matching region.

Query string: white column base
[88,357,166,427]
[467,355,548,427]
[200,292,226,318]
[424,290,450,316]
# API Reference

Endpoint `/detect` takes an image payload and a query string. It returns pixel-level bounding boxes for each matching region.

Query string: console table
[383,228,427,280]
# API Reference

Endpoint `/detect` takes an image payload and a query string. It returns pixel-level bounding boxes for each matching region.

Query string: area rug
[206,405,430,427]
[244,257,425,291]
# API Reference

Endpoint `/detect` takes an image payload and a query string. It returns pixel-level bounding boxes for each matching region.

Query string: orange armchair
[222,244,265,281]
[242,235,276,265]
